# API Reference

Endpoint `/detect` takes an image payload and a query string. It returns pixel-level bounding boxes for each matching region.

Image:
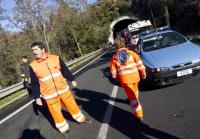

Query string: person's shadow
[73,88,180,139]
[19,129,45,139]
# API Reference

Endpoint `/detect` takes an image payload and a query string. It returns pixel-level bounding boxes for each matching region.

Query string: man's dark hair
[31,42,47,51]
[22,56,28,59]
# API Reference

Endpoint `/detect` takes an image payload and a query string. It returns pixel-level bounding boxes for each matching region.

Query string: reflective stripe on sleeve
[138,65,145,70]
[40,72,62,82]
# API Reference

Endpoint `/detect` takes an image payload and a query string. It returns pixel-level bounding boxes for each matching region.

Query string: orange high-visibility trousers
[121,83,143,119]
[45,90,85,133]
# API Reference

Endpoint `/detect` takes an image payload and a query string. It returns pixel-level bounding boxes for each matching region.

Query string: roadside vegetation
[0,0,199,89]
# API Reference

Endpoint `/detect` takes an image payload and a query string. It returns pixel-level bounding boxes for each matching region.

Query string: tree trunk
[72,30,83,56]
[163,0,170,26]
[43,23,51,53]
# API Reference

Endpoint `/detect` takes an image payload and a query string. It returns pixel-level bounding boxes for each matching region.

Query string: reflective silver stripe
[57,87,69,95]
[42,93,58,100]
[137,60,143,65]
[56,120,67,128]
[40,72,62,82]
[130,99,138,106]
[72,111,82,119]
[138,65,145,70]
[59,123,69,133]
[129,55,134,61]
[42,87,69,100]
[72,111,85,122]
[117,63,137,71]
[131,105,142,113]
[119,69,138,75]
[76,114,85,123]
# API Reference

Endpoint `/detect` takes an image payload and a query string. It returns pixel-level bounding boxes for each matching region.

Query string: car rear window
[142,32,187,52]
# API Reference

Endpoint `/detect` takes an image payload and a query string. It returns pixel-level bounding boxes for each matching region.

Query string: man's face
[22,58,28,63]
[31,46,45,59]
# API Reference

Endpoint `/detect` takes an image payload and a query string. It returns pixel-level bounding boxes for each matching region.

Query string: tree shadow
[19,129,45,139]
[73,88,180,139]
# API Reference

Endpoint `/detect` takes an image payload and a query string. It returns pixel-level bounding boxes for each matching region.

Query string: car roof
[140,29,174,40]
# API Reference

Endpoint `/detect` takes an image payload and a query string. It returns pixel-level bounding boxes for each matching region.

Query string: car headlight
[151,67,170,72]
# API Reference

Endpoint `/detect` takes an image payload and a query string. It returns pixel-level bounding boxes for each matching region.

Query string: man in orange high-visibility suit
[110,37,146,121]
[29,42,86,134]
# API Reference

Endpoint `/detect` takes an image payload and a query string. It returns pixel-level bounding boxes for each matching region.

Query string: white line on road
[97,85,118,139]
[0,49,110,125]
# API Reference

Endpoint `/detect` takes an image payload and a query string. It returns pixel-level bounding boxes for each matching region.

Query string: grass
[0,89,26,107]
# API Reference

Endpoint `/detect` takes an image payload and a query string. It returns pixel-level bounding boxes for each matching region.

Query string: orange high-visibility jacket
[110,48,146,84]
[30,55,69,100]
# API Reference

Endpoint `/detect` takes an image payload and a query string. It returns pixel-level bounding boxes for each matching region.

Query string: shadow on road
[19,129,45,139]
[73,88,180,139]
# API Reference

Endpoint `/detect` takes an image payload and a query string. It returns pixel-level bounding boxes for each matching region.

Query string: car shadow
[73,88,180,139]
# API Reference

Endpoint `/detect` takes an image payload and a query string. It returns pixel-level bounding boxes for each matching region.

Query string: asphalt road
[0,49,200,139]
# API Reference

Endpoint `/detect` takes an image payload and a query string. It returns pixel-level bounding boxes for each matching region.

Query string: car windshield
[142,32,187,52]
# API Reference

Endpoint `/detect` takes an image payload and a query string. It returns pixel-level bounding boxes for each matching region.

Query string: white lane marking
[97,85,118,139]
[0,49,110,125]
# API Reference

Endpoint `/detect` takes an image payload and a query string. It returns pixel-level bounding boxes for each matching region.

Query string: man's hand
[35,98,43,106]
[72,81,77,87]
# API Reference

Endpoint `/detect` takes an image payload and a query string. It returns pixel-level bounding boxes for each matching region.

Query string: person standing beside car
[110,37,146,121]
[29,42,86,134]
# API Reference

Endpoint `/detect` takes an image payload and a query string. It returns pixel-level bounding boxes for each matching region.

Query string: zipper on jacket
[45,62,59,97]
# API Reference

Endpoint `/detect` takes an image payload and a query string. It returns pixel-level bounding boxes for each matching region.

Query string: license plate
[177,69,192,77]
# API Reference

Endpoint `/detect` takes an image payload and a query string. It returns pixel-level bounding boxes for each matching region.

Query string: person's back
[110,37,146,121]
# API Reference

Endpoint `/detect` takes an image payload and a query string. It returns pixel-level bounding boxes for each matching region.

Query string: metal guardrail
[0,49,102,99]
